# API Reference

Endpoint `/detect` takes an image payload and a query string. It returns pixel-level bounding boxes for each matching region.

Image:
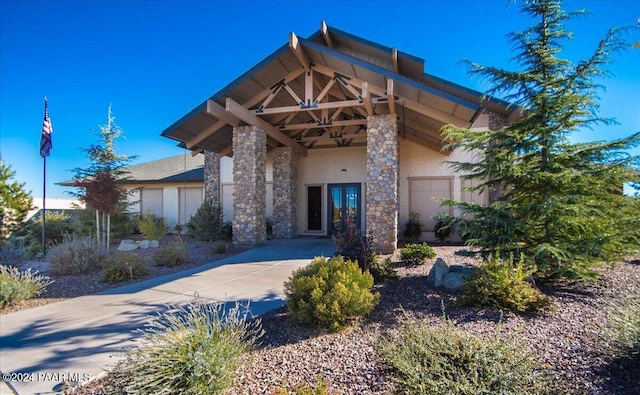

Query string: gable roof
[122,154,204,184]
[161,22,517,156]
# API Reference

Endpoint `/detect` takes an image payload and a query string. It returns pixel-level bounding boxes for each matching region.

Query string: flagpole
[42,156,47,256]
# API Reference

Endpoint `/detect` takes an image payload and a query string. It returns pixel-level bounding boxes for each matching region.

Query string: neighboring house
[160,22,519,252]
[121,154,207,230]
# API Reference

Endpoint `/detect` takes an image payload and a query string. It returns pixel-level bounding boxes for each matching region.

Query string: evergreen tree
[441,0,640,280]
[71,106,136,250]
[0,163,34,242]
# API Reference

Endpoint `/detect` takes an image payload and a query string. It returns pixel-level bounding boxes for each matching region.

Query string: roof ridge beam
[289,32,311,71]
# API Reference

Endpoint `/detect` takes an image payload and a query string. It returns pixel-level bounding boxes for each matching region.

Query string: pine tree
[441,0,640,280]
[71,106,136,250]
[0,163,34,242]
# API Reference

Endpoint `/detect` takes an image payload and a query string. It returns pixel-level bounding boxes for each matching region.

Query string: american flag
[39,98,53,158]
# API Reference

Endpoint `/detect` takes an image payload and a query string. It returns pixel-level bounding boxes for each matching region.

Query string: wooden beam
[362,82,374,116]
[387,79,396,115]
[191,148,203,156]
[402,131,448,154]
[186,120,226,149]
[289,32,310,70]
[186,67,306,149]
[226,97,307,156]
[206,100,240,126]
[298,133,367,143]
[312,63,469,126]
[392,48,399,73]
[321,21,334,48]
[219,146,233,157]
[280,118,367,131]
[255,99,362,115]
[305,69,314,106]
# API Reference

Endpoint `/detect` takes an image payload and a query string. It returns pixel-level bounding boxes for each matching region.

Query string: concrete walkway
[0,237,336,395]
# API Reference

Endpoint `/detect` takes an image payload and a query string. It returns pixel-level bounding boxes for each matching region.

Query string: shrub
[47,236,106,275]
[332,220,373,272]
[188,201,225,241]
[137,211,167,240]
[284,256,379,332]
[0,245,29,267]
[433,212,454,242]
[456,253,550,313]
[0,265,52,308]
[369,254,398,283]
[402,212,422,241]
[274,376,330,395]
[153,243,190,267]
[102,252,149,283]
[400,243,436,265]
[18,211,76,248]
[604,293,640,363]
[116,299,263,394]
[77,208,138,240]
[214,242,227,254]
[380,317,549,394]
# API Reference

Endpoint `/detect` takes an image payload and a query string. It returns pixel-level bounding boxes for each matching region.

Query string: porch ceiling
[162,22,517,157]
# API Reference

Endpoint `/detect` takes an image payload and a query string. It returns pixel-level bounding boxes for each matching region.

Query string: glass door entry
[328,183,361,235]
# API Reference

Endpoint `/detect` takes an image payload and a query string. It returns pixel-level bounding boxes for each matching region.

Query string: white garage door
[179,187,204,225]
[409,177,452,232]
[140,188,163,218]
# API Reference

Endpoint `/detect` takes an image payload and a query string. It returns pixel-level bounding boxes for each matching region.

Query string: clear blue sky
[1,0,638,199]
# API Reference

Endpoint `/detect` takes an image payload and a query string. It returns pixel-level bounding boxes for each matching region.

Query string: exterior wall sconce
[341,169,347,173]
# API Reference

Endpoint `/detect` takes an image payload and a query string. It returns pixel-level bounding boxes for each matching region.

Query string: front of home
[160,22,518,252]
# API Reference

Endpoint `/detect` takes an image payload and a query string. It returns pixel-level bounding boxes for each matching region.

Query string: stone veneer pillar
[232,125,267,246]
[273,146,297,238]
[203,151,220,208]
[488,112,508,204]
[366,114,399,254]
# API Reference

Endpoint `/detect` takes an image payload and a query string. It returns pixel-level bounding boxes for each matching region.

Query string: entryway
[328,183,361,235]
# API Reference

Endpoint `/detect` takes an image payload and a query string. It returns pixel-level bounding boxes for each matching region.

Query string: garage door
[409,177,452,232]
[179,187,204,225]
[140,188,163,218]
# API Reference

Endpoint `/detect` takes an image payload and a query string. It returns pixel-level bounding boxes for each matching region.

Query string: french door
[328,183,361,235]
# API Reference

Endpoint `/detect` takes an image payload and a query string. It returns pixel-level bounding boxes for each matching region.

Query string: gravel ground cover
[0,235,239,315]
[67,246,640,395]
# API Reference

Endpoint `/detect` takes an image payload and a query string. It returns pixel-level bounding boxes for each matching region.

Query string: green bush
[153,243,190,267]
[187,201,225,241]
[275,376,330,395]
[137,211,167,240]
[369,254,398,283]
[102,252,149,283]
[284,256,379,332]
[0,265,52,308]
[116,299,263,394]
[76,208,138,240]
[434,212,455,242]
[18,211,76,249]
[214,242,227,254]
[400,243,436,265]
[332,221,374,272]
[605,293,640,363]
[402,212,422,241]
[47,236,106,275]
[380,317,549,394]
[456,253,550,313]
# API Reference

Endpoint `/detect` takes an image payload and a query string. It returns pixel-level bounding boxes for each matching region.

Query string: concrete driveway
[0,237,336,395]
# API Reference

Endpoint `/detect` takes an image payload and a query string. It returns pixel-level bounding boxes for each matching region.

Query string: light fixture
[341,169,347,173]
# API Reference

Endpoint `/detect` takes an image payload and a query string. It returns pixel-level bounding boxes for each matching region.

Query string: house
[160,22,519,252]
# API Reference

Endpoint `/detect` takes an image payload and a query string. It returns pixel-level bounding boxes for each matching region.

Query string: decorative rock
[427,257,449,287]
[139,240,160,249]
[117,240,139,251]
[442,272,468,290]
[449,265,476,275]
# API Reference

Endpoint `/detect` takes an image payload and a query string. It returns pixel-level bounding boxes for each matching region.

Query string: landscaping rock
[426,257,449,287]
[442,271,468,290]
[117,240,139,251]
[139,240,160,249]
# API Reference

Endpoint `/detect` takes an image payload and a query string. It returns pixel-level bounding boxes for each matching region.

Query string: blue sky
[1,0,638,199]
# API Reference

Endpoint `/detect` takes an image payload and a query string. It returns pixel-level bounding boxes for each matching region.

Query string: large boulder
[442,272,468,290]
[117,239,140,251]
[426,257,449,287]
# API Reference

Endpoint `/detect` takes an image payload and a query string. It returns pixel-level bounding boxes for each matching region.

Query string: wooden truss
[188,31,462,155]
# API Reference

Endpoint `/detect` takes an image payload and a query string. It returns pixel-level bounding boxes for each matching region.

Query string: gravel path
[69,247,640,395]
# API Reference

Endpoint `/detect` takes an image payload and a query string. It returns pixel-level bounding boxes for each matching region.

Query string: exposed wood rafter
[321,21,334,48]
[392,48,399,73]
[387,79,396,115]
[289,32,310,70]
[206,100,239,126]
[362,82,374,116]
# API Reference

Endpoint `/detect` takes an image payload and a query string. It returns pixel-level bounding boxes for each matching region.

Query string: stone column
[273,146,297,238]
[232,125,267,246]
[203,151,220,208]
[366,114,399,254]
[488,112,507,204]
